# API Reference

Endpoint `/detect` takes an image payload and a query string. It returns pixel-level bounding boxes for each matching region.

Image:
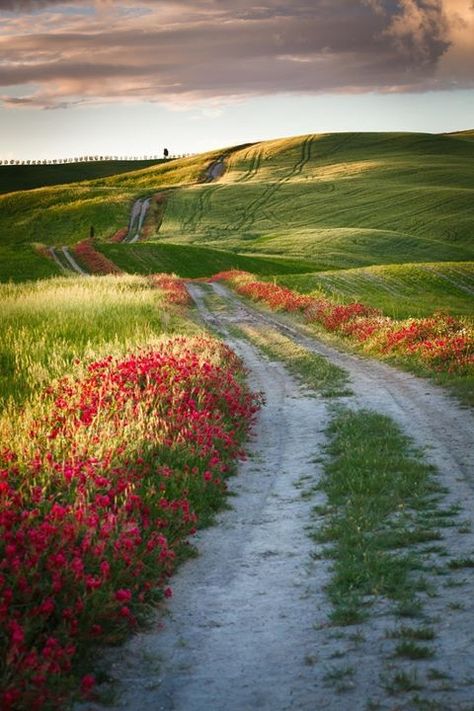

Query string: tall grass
[0,273,261,707]
[0,274,200,405]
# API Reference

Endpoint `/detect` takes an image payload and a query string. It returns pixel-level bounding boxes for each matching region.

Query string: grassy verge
[275,262,474,319]
[300,316,474,408]
[216,272,474,407]
[315,408,443,626]
[231,322,350,397]
[0,274,259,708]
[198,285,349,397]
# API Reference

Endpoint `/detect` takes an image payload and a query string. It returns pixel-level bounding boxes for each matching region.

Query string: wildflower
[81,674,95,695]
[115,589,132,602]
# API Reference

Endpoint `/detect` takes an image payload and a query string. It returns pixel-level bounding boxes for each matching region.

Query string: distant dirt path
[61,246,89,275]
[125,197,151,242]
[49,246,88,275]
[80,283,474,711]
[203,156,226,182]
[48,246,70,273]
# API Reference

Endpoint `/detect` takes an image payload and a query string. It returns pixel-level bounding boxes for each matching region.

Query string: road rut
[80,282,474,711]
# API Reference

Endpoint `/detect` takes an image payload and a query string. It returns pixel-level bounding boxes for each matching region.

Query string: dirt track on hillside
[80,283,474,711]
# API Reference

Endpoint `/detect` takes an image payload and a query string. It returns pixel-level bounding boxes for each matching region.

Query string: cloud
[384,0,450,62]
[0,0,472,109]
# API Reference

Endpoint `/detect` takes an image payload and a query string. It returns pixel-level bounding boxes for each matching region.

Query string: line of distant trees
[0,153,192,166]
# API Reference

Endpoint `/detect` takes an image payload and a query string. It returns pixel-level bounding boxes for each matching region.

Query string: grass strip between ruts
[315,408,444,626]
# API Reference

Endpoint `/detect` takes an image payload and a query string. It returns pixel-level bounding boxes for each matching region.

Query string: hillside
[1,132,473,315]
[156,132,474,269]
[275,261,474,318]
[98,242,321,279]
[0,159,166,195]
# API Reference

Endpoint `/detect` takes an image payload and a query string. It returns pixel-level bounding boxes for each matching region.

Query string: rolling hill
[1,131,473,316]
[0,159,166,195]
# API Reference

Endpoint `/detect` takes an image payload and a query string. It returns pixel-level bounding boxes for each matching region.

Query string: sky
[1,0,473,161]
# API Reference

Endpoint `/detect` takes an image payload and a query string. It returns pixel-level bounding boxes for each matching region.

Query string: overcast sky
[1,0,473,160]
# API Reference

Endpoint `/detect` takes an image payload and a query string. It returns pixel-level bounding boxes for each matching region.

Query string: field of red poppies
[212,271,473,374]
[0,277,259,709]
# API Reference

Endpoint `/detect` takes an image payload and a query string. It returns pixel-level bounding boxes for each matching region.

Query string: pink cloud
[0,0,471,109]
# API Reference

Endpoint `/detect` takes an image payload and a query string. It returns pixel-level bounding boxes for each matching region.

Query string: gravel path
[80,283,474,711]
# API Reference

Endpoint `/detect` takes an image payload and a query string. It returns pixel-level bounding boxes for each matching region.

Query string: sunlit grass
[2,131,473,282]
[231,321,351,397]
[0,274,200,405]
[315,408,442,625]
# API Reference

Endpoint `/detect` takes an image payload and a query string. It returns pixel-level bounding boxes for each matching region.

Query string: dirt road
[81,283,474,711]
[125,197,151,242]
[61,246,89,275]
[203,157,226,182]
[49,246,88,275]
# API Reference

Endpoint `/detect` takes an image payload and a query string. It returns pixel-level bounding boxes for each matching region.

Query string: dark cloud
[0,0,471,109]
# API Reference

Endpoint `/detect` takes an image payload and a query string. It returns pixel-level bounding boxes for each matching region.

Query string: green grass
[97,242,319,278]
[156,132,474,270]
[0,274,200,406]
[0,148,223,274]
[0,245,58,283]
[274,262,474,318]
[2,131,473,285]
[229,321,351,397]
[394,641,434,660]
[316,408,441,624]
[387,626,435,641]
[383,670,423,694]
[0,159,166,195]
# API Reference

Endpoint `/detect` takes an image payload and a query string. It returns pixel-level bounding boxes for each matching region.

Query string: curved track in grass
[82,282,474,711]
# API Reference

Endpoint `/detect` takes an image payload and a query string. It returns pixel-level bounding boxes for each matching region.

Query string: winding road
[80,283,474,711]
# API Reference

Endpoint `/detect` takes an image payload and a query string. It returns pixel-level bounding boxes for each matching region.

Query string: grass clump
[384,670,423,694]
[447,557,474,569]
[394,641,434,660]
[387,626,435,641]
[232,322,351,397]
[318,408,441,622]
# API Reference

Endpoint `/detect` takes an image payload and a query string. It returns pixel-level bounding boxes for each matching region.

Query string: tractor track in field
[182,157,227,233]
[81,283,474,711]
[237,146,263,182]
[209,133,352,238]
[422,265,474,296]
[230,134,315,233]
